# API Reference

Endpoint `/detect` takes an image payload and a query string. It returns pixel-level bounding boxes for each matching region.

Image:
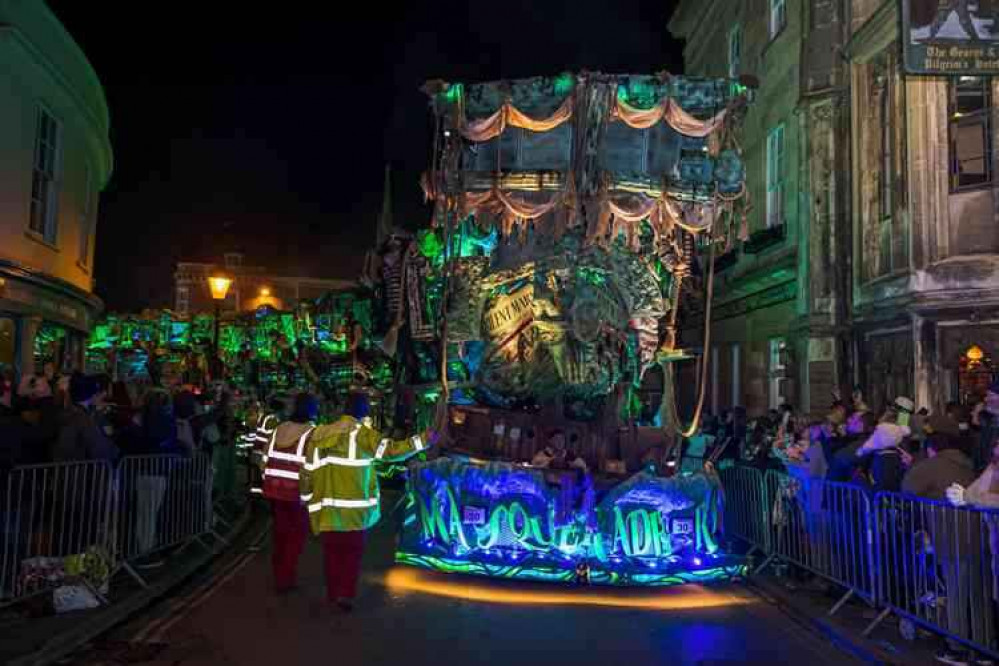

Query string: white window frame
[768,337,788,410]
[766,124,785,228]
[78,165,94,267]
[769,0,786,41]
[29,105,63,245]
[728,25,742,79]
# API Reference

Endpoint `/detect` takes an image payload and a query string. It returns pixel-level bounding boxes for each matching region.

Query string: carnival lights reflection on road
[382,567,755,611]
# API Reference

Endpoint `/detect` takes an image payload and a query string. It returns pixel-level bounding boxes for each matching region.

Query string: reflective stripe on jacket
[299,415,425,533]
[237,414,265,450]
[262,421,315,503]
[249,413,280,494]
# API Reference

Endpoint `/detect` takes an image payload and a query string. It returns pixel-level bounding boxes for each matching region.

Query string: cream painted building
[0,0,112,379]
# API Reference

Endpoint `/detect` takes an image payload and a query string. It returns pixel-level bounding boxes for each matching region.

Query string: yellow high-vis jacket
[299,415,426,533]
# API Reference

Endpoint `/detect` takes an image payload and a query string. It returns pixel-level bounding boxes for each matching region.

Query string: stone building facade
[0,0,112,380]
[848,1,999,411]
[671,0,999,414]
[669,0,851,417]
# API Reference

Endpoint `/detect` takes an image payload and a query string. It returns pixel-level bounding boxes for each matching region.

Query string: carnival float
[392,71,754,585]
[87,70,754,586]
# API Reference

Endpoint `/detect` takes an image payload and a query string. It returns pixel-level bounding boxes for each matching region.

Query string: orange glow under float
[383,568,754,611]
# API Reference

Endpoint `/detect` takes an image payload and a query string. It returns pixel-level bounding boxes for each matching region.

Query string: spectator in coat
[52,374,119,462]
[947,435,999,628]
[856,401,911,492]
[903,433,991,665]
[975,380,999,474]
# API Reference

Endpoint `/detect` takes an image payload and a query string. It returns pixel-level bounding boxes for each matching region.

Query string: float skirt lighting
[383,567,751,610]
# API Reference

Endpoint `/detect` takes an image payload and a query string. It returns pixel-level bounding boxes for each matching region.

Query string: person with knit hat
[52,374,119,462]
[298,392,437,612]
[904,432,991,666]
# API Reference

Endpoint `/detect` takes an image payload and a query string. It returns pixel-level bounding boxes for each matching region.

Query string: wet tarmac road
[70,499,862,666]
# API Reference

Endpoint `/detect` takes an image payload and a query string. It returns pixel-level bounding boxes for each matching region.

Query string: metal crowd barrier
[116,454,217,567]
[764,470,876,613]
[719,465,999,659]
[865,492,999,659]
[0,453,219,603]
[0,460,115,600]
[718,466,772,559]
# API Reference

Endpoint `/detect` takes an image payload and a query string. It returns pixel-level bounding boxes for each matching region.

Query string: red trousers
[270,500,309,592]
[321,530,366,601]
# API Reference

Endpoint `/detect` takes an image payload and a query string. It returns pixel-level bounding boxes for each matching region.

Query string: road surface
[69,496,861,666]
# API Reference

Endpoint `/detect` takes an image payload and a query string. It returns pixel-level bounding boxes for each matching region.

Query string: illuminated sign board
[902,1,999,75]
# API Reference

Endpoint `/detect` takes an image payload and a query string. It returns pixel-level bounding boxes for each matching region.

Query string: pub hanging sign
[902,1,999,75]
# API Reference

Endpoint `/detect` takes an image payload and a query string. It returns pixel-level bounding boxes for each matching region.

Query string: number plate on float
[671,518,694,535]
[463,506,487,525]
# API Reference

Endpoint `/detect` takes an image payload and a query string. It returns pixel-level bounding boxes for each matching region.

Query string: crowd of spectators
[684,384,999,666]
[0,361,240,485]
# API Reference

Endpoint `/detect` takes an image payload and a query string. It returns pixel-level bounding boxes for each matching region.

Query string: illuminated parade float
[394,71,754,586]
[86,71,754,587]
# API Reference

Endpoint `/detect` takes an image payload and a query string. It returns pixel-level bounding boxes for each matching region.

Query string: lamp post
[208,274,233,380]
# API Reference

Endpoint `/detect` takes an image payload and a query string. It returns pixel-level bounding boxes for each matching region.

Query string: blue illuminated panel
[396,458,743,586]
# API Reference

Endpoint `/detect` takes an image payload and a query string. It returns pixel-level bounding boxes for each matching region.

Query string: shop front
[0,260,102,382]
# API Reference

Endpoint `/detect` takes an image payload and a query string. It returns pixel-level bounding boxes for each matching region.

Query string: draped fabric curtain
[460,96,574,142]
[660,196,717,233]
[606,193,659,222]
[662,101,727,138]
[459,91,726,142]
[442,186,719,242]
[495,188,562,219]
[612,97,728,138]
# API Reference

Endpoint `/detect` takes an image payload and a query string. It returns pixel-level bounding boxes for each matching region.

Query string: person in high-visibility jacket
[235,401,263,457]
[299,393,435,612]
[260,393,317,593]
[249,396,286,496]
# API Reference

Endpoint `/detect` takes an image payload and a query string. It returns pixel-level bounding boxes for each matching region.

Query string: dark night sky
[47,1,683,312]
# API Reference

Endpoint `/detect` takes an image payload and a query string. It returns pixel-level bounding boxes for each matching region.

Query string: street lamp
[208,274,232,380]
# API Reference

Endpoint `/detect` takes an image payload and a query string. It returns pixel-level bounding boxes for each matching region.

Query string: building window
[176,286,190,315]
[79,165,94,266]
[949,76,992,191]
[30,107,62,244]
[768,337,788,409]
[769,0,786,40]
[766,124,785,228]
[728,25,742,79]
[876,70,894,273]
[878,80,894,221]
